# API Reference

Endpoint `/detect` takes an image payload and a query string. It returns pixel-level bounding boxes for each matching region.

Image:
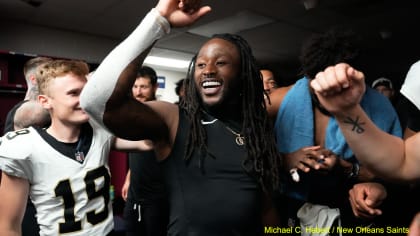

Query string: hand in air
[310,63,366,115]
[156,0,211,27]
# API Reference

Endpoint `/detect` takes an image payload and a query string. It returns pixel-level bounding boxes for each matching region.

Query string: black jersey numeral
[55,179,81,233]
[85,166,110,225]
[5,129,30,140]
[54,166,110,233]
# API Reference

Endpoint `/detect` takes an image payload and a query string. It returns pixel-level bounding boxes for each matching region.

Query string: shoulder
[266,85,294,119]
[363,88,402,134]
[3,100,29,133]
[145,101,179,160]
[89,118,110,135]
[88,119,115,146]
[146,100,178,115]
[145,100,179,132]
[364,87,395,111]
[0,128,36,160]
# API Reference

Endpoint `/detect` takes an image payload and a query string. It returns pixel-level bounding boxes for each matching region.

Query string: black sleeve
[3,109,15,134]
[3,100,27,134]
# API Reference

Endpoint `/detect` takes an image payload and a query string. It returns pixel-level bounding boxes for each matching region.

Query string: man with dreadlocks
[80,0,281,235]
[266,28,402,229]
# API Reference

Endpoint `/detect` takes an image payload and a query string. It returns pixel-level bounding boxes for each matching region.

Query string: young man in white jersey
[0,59,152,236]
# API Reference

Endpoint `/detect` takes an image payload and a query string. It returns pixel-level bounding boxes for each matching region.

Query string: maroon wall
[109,150,128,198]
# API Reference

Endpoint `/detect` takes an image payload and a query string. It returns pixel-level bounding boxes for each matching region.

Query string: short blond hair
[36,59,89,95]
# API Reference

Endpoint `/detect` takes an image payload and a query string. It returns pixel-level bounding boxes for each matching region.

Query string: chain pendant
[225,125,245,146]
[235,136,245,146]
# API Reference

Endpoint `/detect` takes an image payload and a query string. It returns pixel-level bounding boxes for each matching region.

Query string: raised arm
[310,63,420,182]
[80,0,210,141]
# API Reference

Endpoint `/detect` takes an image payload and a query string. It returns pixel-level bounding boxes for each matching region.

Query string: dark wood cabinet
[0,52,28,91]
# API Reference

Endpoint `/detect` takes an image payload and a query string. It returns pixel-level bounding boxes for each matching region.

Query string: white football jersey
[0,120,114,236]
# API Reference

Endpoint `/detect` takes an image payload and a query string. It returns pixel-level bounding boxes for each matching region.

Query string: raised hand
[156,0,211,27]
[310,63,366,116]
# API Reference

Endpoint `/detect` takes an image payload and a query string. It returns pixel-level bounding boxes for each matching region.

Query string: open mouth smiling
[201,80,222,88]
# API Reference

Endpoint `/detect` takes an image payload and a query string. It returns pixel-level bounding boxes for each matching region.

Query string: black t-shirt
[162,108,262,236]
[127,150,166,203]
[3,100,28,134]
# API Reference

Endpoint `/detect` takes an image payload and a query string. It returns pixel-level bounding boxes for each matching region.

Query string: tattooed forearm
[343,116,365,134]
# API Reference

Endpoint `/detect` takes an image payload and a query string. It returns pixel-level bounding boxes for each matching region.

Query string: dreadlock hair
[300,27,361,79]
[179,33,281,192]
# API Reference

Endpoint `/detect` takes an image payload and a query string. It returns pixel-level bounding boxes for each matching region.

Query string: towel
[274,77,402,200]
[297,203,341,236]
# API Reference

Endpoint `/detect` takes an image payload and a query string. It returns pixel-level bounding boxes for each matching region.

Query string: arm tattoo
[343,116,365,134]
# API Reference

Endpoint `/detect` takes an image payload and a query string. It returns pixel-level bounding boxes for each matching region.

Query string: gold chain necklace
[224,125,245,146]
[200,109,245,146]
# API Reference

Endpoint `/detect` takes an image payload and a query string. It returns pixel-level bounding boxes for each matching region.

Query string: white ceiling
[1,0,419,86]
